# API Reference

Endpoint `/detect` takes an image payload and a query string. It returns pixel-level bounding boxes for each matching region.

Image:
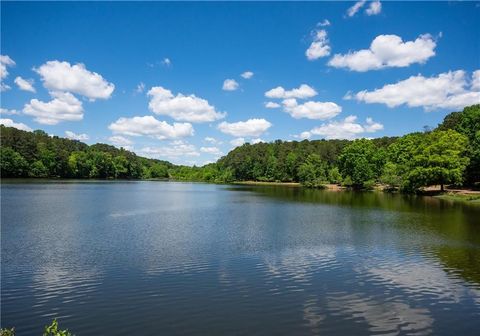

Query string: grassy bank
[434,193,480,204]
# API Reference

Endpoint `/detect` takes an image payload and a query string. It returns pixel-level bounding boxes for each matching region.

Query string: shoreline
[232,181,348,191]
[232,181,480,203]
[232,181,301,187]
[433,192,480,204]
[2,178,479,203]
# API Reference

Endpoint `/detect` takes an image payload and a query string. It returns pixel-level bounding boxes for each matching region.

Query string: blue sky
[1,1,479,165]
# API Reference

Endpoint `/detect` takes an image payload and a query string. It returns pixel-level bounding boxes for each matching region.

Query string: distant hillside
[0,126,174,179]
[176,105,479,189]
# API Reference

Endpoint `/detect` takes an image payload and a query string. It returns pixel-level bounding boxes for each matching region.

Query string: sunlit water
[1,181,480,335]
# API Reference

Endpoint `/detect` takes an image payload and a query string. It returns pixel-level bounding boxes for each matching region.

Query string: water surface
[2,181,479,335]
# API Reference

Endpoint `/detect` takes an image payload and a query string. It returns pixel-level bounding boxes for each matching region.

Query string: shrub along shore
[1,105,479,195]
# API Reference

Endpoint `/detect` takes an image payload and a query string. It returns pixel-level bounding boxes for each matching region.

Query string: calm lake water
[1,181,480,335]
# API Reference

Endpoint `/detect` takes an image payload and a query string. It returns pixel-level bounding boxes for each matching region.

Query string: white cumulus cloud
[0,55,15,79]
[34,60,115,100]
[1,55,15,91]
[352,70,480,110]
[318,19,331,27]
[294,131,312,140]
[108,115,194,140]
[251,138,264,144]
[366,1,382,15]
[241,71,254,79]
[230,138,245,148]
[265,84,340,120]
[0,118,32,132]
[328,34,436,72]
[218,118,272,137]
[0,108,21,115]
[204,136,222,145]
[223,79,239,91]
[265,84,317,99]
[306,30,331,60]
[148,86,225,123]
[309,115,384,140]
[108,135,133,147]
[265,102,281,108]
[14,77,36,93]
[364,117,384,132]
[140,141,200,159]
[23,91,84,125]
[472,70,480,90]
[347,1,366,17]
[282,98,342,120]
[136,82,145,93]
[65,131,89,141]
[200,146,223,155]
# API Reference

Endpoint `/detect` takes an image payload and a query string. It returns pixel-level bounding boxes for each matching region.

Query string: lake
[1,181,479,335]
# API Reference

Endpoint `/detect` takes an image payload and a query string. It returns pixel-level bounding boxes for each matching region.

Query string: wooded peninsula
[1,104,479,193]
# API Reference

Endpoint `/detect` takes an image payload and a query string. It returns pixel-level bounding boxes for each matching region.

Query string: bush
[43,319,73,336]
[0,328,15,336]
[363,179,376,190]
[342,175,354,188]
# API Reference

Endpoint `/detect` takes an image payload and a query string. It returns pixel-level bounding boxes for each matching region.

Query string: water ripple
[2,182,480,335]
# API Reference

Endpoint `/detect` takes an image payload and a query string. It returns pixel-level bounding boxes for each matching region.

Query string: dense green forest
[0,127,175,180]
[171,104,479,191]
[1,105,479,192]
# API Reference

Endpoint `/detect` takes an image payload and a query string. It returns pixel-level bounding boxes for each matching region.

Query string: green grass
[435,193,480,204]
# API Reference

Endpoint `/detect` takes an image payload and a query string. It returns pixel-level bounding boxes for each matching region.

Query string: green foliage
[1,104,478,191]
[0,328,15,336]
[168,163,234,183]
[380,162,403,190]
[0,319,75,336]
[409,130,469,190]
[387,130,469,191]
[363,179,376,190]
[0,147,28,177]
[43,319,73,336]
[113,155,129,178]
[30,160,49,177]
[68,151,91,178]
[218,139,350,182]
[327,166,342,184]
[149,163,169,178]
[0,125,173,179]
[298,154,328,188]
[285,152,298,181]
[342,175,354,188]
[337,139,383,189]
[437,104,480,184]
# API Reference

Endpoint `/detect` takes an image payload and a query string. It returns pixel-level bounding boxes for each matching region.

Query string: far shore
[232,181,301,187]
[2,178,479,203]
[232,181,345,191]
[232,181,480,202]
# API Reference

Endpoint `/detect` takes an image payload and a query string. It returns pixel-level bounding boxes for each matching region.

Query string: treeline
[175,105,479,191]
[1,105,479,192]
[0,127,174,179]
